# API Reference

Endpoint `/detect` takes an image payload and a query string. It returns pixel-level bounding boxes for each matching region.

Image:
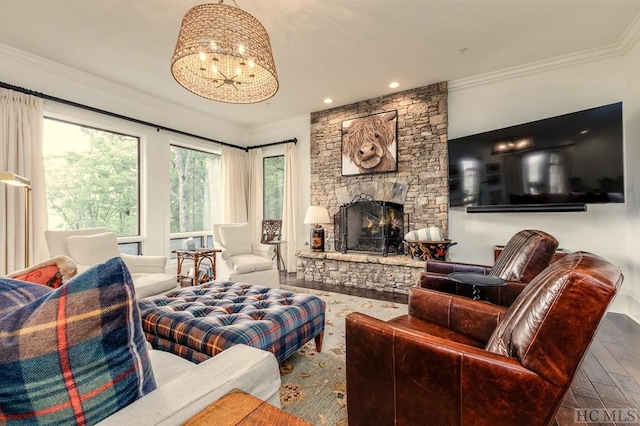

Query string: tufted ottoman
[138,281,325,363]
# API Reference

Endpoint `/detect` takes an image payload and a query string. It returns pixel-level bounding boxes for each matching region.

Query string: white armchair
[45,227,178,298]
[213,223,280,288]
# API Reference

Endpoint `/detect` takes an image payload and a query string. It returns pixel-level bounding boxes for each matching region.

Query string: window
[523,152,547,195]
[461,159,480,204]
[263,155,284,220]
[170,145,221,254]
[43,118,140,240]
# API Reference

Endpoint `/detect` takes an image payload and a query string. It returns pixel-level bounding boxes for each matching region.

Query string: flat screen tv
[448,102,624,212]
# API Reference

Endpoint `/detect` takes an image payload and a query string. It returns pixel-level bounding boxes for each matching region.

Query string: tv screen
[448,102,624,210]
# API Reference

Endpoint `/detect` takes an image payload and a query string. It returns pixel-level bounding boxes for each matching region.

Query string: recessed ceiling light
[389,82,400,89]
[324,98,333,104]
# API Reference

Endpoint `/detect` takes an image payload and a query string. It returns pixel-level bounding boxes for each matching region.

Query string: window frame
[263,154,285,220]
[169,141,222,257]
[42,115,143,252]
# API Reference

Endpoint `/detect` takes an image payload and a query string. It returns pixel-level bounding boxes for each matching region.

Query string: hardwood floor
[282,273,640,426]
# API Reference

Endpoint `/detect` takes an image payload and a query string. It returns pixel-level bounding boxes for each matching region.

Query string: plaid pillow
[0,279,52,319]
[0,257,157,425]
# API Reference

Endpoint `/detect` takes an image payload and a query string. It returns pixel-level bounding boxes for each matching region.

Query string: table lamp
[304,206,330,252]
[0,171,32,267]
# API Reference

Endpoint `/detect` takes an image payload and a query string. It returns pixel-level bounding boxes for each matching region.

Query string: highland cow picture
[341,110,398,176]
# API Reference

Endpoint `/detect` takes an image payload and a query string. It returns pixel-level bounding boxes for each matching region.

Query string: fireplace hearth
[334,194,406,256]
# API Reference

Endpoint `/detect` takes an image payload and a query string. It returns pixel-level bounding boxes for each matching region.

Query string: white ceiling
[1,0,639,129]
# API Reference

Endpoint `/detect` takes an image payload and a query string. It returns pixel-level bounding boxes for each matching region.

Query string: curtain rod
[0,81,297,152]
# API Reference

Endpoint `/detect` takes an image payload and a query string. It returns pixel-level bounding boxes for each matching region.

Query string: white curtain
[0,88,47,274]
[220,146,248,223]
[248,148,264,241]
[282,143,297,272]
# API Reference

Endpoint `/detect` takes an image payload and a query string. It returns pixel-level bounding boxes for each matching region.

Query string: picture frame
[341,110,398,176]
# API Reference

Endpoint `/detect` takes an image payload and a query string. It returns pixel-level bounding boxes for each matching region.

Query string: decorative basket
[405,239,457,261]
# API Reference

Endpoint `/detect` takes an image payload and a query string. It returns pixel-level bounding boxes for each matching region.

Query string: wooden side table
[183,389,311,426]
[448,272,507,301]
[172,248,221,287]
[266,240,286,272]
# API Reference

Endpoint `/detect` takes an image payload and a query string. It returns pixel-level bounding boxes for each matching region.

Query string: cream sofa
[213,223,280,287]
[98,344,281,425]
[45,227,177,298]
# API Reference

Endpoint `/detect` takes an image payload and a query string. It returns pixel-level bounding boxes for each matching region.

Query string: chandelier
[171,1,278,104]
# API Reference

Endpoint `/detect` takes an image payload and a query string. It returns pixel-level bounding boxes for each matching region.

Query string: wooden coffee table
[184,389,311,426]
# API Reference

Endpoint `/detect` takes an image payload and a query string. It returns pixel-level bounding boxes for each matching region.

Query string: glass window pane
[118,242,141,255]
[170,145,221,233]
[263,155,284,220]
[43,118,140,237]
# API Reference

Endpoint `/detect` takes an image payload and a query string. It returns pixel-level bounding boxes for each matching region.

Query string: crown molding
[247,113,310,135]
[449,44,621,92]
[450,12,640,93]
[618,13,640,54]
[0,43,164,107]
[0,43,241,134]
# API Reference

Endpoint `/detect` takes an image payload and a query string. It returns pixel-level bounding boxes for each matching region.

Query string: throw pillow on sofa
[218,223,253,256]
[6,255,77,288]
[0,257,156,425]
[66,232,121,272]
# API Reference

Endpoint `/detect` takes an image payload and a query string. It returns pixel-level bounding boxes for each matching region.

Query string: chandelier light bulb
[238,44,245,55]
[236,67,243,75]
[210,41,218,50]
[248,59,255,68]
[212,65,218,74]
[199,52,206,61]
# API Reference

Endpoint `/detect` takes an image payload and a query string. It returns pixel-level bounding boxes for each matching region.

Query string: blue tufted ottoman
[138,281,325,364]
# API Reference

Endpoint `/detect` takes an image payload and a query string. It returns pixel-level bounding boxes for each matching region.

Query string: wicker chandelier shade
[171,2,278,104]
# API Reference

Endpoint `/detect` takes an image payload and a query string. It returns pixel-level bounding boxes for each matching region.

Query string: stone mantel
[296,250,425,295]
[296,250,423,267]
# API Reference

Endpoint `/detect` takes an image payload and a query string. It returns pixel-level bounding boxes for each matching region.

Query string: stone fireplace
[297,82,449,295]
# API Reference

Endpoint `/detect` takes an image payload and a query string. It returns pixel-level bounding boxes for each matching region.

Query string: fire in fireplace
[334,194,406,256]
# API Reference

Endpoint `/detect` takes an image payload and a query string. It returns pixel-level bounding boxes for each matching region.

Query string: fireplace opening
[334,194,406,256]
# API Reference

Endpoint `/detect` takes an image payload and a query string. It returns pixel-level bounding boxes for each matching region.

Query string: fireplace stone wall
[300,82,449,295]
[310,82,449,250]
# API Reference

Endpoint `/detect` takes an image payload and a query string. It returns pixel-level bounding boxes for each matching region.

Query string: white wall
[448,54,636,318]
[623,40,640,319]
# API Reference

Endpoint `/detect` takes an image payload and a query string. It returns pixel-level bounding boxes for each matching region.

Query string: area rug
[278,286,407,426]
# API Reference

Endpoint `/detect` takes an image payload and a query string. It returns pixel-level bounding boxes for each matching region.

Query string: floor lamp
[0,172,31,267]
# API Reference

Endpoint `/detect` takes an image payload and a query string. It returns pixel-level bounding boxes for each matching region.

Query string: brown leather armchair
[420,229,559,306]
[346,252,622,426]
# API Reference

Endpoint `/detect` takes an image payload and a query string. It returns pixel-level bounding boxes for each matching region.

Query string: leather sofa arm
[408,288,507,343]
[425,259,492,275]
[420,272,528,307]
[346,313,558,426]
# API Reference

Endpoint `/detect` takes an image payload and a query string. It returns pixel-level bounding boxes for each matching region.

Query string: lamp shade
[171,2,278,104]
[0,172,31,187]
[304,206,330,225]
